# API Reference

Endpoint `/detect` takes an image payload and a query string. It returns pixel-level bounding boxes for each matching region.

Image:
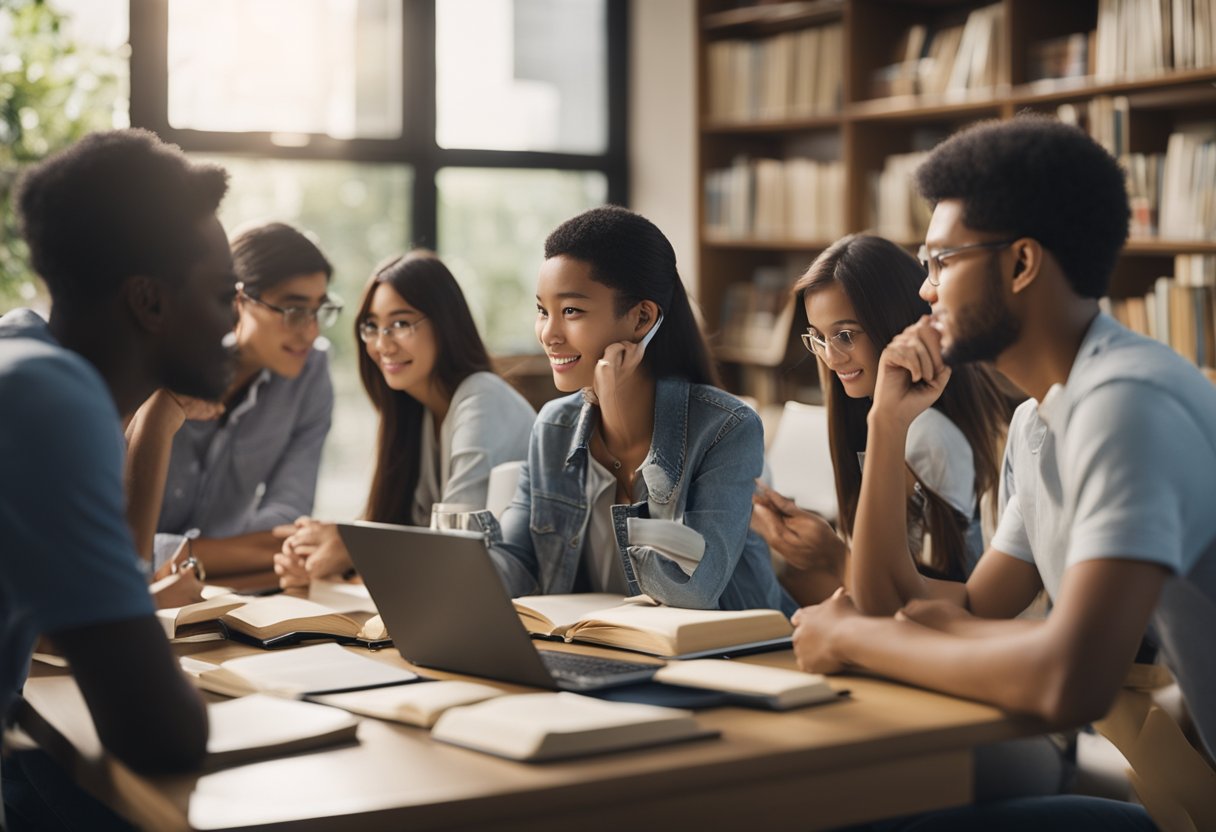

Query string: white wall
[629,0,698,290]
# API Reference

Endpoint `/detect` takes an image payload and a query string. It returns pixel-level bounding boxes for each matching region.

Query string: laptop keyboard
[538,650,657,684]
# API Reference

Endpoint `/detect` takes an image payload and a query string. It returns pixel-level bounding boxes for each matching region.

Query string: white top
[412,372,535,526]
[581,456,630,594]
[992,314,1216,759]
[906,407,976,518]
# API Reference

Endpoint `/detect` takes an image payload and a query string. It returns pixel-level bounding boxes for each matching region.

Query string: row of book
[706,24,843,122]
[1027,32,1092,84]
[870,150,932,243]
[870,4,1006,99]
[1102,256,1216,368]
[704,155,846,242]
[1094,0,1216,81]
[718,266,797,362]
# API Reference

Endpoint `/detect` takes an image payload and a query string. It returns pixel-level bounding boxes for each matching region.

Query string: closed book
[653,659,841,710]
[311,680,506,728]
[181,642,418,698]
[431,692,715,761]
[204,694,360,768]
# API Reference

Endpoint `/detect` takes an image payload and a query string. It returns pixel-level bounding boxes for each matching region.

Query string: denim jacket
[479,378,796,615]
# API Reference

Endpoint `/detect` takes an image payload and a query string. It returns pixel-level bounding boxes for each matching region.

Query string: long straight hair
[543,205,719,387]
[794,234,1009,577]
[357,251,493,525]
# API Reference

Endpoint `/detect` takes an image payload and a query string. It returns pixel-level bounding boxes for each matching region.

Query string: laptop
[337,521,660,692]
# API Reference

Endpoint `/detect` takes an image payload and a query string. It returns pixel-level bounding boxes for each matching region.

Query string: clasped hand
[273,517,352,589]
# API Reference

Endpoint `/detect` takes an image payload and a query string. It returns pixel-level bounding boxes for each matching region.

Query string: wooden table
[18,641,1047,832]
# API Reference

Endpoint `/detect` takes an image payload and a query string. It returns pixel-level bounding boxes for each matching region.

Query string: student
[1,129,233,827]
[274,251,535,586]
[751,234,1009,605]
[149,222,338,576]
[792,116,1216,828]
[481,206,794,613]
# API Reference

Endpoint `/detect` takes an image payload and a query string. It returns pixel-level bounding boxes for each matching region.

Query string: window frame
[128,0,629,249]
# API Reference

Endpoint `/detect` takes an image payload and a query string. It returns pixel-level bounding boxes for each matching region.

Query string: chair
[766,401,837,522]
[485,460,524,520]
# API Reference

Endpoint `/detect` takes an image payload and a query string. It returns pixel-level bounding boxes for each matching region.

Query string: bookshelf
[696,0,1216,406]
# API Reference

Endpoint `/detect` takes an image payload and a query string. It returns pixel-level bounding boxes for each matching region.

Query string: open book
[158,593,388,648]
[205,694,359,768]
[653,659,842,710]
[430,692,715,761]
[513,594,793,658]
[311,680,506,728]
[181,642,418,698]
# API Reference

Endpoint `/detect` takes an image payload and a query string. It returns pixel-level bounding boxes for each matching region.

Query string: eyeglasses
[358,317,428,344]
[917,239,1018,286]
[801,328,861,357]
[238,283,343,329]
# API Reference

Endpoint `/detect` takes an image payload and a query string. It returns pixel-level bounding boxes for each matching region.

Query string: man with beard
[1,129,235,829]
[791,115,1216,828]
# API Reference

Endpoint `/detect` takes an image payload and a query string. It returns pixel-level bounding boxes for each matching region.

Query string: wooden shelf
[704,115,843,133]
[703,0,843,34]
[848,93,1007,123]
[703,235,834,251]
[1124,240,1216,256]
[1010,67,1216,107]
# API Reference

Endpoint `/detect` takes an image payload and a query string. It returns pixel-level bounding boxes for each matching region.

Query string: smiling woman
[151,222,339,577]
[273,251,536,589]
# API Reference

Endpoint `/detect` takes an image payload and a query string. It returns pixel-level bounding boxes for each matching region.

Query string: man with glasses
[792,115,1216,828]
[1,129,232,828]
[136,221,341,578]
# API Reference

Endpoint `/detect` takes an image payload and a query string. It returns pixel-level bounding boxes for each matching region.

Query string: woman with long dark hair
[752,234,1010,605]
[275,250,534,586]
[482,206,794,613]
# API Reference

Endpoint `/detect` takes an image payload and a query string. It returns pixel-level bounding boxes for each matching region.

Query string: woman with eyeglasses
[476,206,794,613]
[273,250,535,588]
[135,221,342,577]
[751,233,1011,605]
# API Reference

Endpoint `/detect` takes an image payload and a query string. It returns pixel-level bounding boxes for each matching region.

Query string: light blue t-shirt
[0,309,153,722]
[993,313,1216,758]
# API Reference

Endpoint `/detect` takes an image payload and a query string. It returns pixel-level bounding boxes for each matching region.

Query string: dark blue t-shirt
[0,309,153,722]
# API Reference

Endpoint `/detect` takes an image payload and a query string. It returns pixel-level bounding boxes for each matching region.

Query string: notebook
[337,521,660,692]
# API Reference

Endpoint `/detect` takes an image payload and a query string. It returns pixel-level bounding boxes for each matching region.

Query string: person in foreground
[483,205,794,613]
[145,221,339,577]
[793,116,1216,828]
[1,129,236,829]
[273,250,535,587]
[751,234,1008,606]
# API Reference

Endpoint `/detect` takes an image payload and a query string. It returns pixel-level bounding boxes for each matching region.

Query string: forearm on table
[193,530,282,576]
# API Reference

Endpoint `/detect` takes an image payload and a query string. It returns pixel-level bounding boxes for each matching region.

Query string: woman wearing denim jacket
[480,206,795,615]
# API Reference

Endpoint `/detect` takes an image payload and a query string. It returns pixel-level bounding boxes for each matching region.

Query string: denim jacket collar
[561,379,688,504]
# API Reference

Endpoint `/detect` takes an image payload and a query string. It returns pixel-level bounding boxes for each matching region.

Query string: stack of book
[718,266,798,366]
[704,155,845,241]
[870,5,1006,100]
[1026,32,1093,84]
[1103,254,1216,367]
[872,150,933,242]
[1159,126,1216,241]
[707,24,843,123]
[1095,0,1216,82]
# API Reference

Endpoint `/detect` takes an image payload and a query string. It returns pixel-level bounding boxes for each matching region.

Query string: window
[129,0,626,517]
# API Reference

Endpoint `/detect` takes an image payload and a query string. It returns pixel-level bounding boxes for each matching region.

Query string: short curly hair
[915,115,1129,298]
[16,128,228,306]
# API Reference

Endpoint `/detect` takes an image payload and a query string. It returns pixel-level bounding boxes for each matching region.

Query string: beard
[941,261,1021,367]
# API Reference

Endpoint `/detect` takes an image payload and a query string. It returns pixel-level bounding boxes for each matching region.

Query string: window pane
[168,0,402,139]
[197,155,412,520]
[436,0,607,153]
[437,167,607,353]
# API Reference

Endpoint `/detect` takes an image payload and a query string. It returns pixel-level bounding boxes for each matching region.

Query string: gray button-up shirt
[154,345,334,565]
